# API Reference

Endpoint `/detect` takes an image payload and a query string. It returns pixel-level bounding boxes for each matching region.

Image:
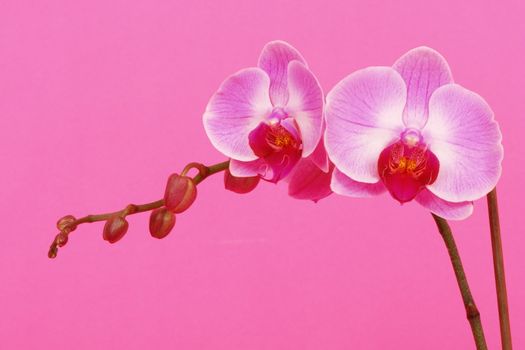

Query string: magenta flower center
[378,129,440,203]
[248,117,302,182]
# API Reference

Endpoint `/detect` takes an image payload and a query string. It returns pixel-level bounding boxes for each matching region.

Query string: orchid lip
[248,120,303,182]
[378,130,440,204]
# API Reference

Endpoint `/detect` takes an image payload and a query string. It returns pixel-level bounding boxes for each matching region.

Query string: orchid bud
[103,216,129,244]
[164,173,197,213]
[57,215,77,232]
[149,208,176,239]
[224,170,260,194]
[55,232,69,247]
[48,244,58,259]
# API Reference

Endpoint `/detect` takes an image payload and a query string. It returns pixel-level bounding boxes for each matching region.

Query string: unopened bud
[149,208,176,239]
[56,232,69,247]
[103,216,129,244]
[164,173,197,213]
[224,170,260,194]
[48,244,58,259]
[57,215,77,231]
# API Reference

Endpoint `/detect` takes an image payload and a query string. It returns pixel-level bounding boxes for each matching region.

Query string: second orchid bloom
[325,47,503,220]
[203,41,332,201]
[204,41,503,219]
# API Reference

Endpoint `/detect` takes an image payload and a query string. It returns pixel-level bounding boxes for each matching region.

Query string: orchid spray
[49,41,511,350]
[325,47,509,349]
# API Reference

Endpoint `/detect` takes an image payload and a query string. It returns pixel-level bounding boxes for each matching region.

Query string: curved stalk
[487,188,512,350]
[48,160,230,258]
[432,214,487,350]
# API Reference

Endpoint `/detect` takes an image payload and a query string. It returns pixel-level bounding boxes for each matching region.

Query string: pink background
[1,0,524,349]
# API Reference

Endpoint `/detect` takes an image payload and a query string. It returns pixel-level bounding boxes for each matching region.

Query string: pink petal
[246,121,302,183]
[258,40,306,107]
[286,61,324,158]
[230,150,301,183]
[393,47,453,129]
[288,159,333,202]
[248,122,275,157]
[423,84,503,202]
[224,170,260,194]
[203,68,273,161]
[325,67,407,183]
[262,146,302,183]
[415,189,473,220]
[331,168,386,197]
[310,136,330,172]
[229,158,264,177]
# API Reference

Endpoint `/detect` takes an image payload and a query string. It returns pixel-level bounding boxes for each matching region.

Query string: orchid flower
[325,47,503,220]
[203,41,331,201]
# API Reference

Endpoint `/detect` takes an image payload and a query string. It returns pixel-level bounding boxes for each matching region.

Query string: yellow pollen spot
[389,156,407,173]
[274,132,292,147]
[266,127,295,149]
[398,157,407,170]
[407,159,418,172]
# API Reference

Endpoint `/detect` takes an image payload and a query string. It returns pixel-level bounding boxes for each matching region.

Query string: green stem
[432,214,488,350]
[487,188,513,350]
[48,160,230,258]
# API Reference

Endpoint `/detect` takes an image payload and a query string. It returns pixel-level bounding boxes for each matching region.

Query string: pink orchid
[204,40,331,200]
[325,47,503,220]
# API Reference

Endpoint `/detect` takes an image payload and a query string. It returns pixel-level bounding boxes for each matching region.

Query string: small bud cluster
[49,173,199,258]
[103,174,197,243]
[49,215,78,258]
[48,161,260,258]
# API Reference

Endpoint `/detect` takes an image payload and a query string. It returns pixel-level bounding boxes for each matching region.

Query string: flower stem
[432,214,488,350]
[48,160,230,258]
[487,188,512,350]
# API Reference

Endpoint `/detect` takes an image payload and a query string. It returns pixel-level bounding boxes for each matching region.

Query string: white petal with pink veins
[415,189,473,220]
[393,46,453,129]
[203,68,272,161]
[286,61,324,158]
[258,40,306,107]
[424,84,503,202]
[325,67,407,183]
[331,168,386,197]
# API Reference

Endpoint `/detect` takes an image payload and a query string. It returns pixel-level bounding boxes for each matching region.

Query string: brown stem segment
[487,188,513,350]
[48,160,230,258]
[432,214,488,350]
